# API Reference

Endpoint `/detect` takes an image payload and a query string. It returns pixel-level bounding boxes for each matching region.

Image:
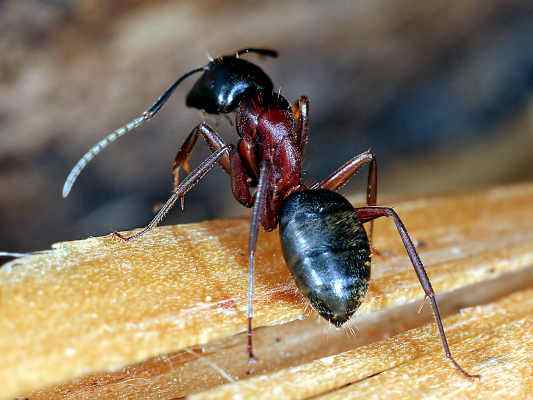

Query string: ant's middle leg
[311,149,378,244]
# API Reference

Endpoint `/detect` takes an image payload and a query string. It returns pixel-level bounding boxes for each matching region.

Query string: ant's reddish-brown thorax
[236,93,304,231]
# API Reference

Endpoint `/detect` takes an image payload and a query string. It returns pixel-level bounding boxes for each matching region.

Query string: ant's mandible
[63,48,479,379]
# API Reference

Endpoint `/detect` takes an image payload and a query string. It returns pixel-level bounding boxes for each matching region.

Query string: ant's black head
[186,48,277,114]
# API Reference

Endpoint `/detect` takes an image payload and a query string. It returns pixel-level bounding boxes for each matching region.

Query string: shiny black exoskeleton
[186,55,275,114]
[279,189,371,326]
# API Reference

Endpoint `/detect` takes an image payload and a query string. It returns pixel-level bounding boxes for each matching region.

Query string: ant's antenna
[235,48,278,58]
[62,67,205,198]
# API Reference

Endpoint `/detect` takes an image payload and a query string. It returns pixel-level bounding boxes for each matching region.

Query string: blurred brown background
[1,0,533,253]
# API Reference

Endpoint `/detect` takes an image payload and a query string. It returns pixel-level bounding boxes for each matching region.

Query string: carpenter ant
[63,48,479,379]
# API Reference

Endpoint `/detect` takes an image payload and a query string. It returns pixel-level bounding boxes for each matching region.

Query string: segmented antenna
[62,67,205,198]
[235,48,278,58]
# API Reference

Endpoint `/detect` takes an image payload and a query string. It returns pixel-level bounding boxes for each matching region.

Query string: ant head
[186,48,277,114]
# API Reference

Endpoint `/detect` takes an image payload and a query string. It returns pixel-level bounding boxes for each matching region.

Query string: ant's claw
[183,160,191,174]
[458,368,481,381]
[247,355,258,365]
[449,358,481,381]
[110,231,130,242]
[245,354,258,375]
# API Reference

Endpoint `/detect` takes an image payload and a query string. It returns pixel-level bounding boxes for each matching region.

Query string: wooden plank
[192,288,533,399]
[3,183,533,399]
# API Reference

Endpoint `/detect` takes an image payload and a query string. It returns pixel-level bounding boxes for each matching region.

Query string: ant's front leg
[311,150,378,245]
[172,122,231,192]
[356,206,480,380]
[291,96,310,151]
[112,146,232,242]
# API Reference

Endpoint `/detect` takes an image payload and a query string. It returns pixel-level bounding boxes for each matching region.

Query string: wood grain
[192,288,533,400]
[2,183,533,399]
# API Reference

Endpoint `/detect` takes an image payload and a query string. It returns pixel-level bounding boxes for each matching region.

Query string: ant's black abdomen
[279,189,371,326]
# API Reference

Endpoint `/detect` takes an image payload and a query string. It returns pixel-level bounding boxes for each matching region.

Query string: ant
[63,48,479,379]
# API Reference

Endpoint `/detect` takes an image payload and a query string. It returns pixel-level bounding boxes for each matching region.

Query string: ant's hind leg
[311,150,378,245]
[355,206,480,380]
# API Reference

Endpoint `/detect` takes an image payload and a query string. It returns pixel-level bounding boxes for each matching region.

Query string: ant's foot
[109,231,131,242]
[449,357,481,381]
[245,354,258,375]
[247,354,258,365]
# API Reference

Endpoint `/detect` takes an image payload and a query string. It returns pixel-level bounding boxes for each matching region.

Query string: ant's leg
[291,96,310,151]
[172,124,254,209]
[173,122,231,191]
[62,67,204,198]
[246,162,270,361]
[230,149,254,208]
[356,206,480,379]
[311,150,378,244]
[113,146,232,242]
[235,48,278,58]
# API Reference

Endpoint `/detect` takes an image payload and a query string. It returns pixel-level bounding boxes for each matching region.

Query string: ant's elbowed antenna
[235,48,278,58]
[62,48,278,198]
[61,67,204,198]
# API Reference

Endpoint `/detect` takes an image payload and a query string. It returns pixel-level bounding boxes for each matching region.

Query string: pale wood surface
[192,288,533,400]
[2,183,533,399]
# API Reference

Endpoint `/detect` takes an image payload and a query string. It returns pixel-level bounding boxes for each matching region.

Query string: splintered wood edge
[31,266,533,400]
[2,182,533,398]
